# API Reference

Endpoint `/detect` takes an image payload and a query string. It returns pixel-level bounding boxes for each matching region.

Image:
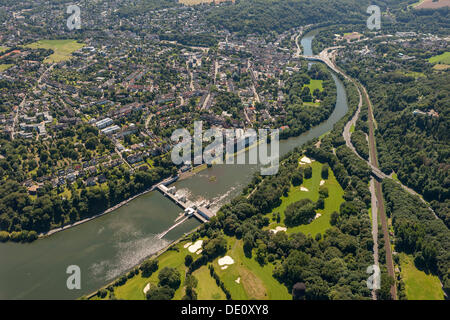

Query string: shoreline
[37,166,210,240]
[38,185,157,239]
[83,223,202,299]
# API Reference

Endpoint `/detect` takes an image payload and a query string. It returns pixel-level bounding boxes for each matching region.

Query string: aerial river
[0,30,348,299]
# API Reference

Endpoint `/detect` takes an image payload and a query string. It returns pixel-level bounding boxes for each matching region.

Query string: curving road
[302,47,396,299]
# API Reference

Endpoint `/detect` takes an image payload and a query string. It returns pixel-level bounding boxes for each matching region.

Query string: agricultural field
[433,64,450,70]
[399,253,445,300]
[24,39,85,63]
[265,160,345,237]
[414,0,450,9]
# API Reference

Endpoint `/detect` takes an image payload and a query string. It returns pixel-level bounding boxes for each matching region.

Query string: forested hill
[205,0,450,38]
[334,18,449,227]
[206,0,369,35]
[205,0,438,36]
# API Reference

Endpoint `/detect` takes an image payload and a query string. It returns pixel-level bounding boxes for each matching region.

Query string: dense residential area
[0,0,448,303]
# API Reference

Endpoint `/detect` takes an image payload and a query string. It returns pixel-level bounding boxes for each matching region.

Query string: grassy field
[25,39,85,63]
[0,64,13,72]
[110,240,190,300]
[303,79,324,94]
[193,266,226,300]
[399,253,444,300]
[303,101,320,107]
[391,172,399,182]
[94,233,292,300]
[428,51,450,65]
[266,160,344,237]
[213,236,291,300]
[0,46,8,54]
[404,71,426,78]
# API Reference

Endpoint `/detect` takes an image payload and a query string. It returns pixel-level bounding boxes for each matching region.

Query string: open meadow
[24,39,85,63]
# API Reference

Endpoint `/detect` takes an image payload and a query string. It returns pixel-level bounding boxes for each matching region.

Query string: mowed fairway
[25,40,85,63]
[111,240,190,300]
[102,238,234,300]
[266,160,344,237]
[213,236,291,300]
[399,253,444,300]
[193,266,226,300]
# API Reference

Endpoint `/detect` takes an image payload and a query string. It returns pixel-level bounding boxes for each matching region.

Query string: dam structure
[156,183,215,224]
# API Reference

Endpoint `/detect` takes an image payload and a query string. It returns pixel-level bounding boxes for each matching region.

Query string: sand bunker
[300,156,312,164]
[218,256,235,266]
[183,242,192,249]
[300,187,309,192]
[221,266,228,270]
[196,249,202,255]
[320,180,325,186]
[188,240,203,253]
[235,277,241,284]
[143,283,151,294]
[270,226,287,234]
[314,213,322,220]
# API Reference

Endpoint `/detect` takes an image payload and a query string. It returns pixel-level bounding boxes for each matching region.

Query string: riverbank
[38,175,179,239]
[83,223,203,300]
[38,185,155,239]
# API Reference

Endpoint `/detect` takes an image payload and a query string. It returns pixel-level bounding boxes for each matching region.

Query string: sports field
[25,39,85,63]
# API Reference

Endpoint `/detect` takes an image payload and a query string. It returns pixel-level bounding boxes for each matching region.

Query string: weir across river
[156,181,215,224]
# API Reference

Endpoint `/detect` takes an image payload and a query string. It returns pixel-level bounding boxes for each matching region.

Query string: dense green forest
[383,179,450,295]
[206,0,368,36]
[279,64,337,139]
[336,38,450,228]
